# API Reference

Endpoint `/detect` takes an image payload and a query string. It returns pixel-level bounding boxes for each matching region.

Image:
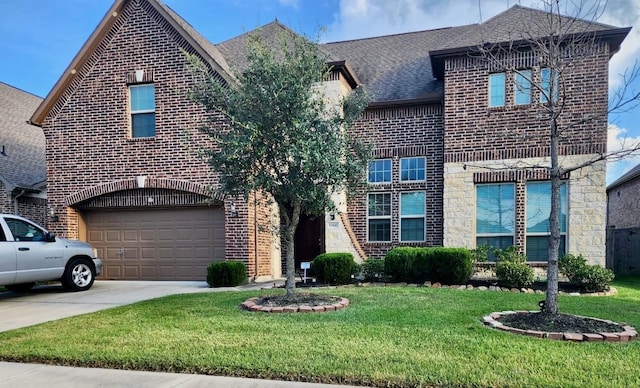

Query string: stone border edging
[357,282,617,297]
[483,311,638,342]
[241,297,349,313]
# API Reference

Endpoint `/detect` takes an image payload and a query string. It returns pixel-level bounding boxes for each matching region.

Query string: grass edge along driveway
[1,277,639,388]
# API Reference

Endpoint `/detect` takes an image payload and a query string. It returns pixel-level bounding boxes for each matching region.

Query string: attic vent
[126,69,154,84]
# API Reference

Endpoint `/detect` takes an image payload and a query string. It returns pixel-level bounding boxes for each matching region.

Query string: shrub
[384,247,418,283]
[495,260,534,289]
[559,253,614,292]
[385,247,473,284]
[493,245,527,263]
[493,246,534,289]
[415,247,473,284]
[206,261,247,287]
[361,258,385,282]
[311,253,358,285]
[573,265,614,293]
[558,254,588,283]
[470,244,492,262]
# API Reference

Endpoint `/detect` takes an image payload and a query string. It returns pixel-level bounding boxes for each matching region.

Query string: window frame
[367,192,392,242]
[129,83,156,138]
[514,69,532,105]
[367,159,392,184]
[488,72,506,107]
[399,191,426,242]
[400,156,426,182]
[525,181,568,261]
[475,183,516,253]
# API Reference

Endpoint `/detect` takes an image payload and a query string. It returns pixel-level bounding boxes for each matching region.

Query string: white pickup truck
[0,214,102,292]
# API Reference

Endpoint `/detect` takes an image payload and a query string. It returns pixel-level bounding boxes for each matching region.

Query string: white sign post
[301,262,311,283]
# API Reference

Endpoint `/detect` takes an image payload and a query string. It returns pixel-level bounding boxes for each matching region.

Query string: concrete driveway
[0,280,282,332]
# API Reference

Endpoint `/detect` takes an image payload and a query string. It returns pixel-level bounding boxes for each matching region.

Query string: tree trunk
[284,201,301,297]
[545,118,561,314]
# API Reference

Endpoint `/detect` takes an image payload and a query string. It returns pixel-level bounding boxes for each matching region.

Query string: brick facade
[608,177,640,229]
[31,0,623,276]
[39,0,274,279]
[347,104,444,258]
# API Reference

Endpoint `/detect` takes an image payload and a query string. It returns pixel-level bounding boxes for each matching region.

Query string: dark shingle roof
[319,4,626,104]
[0,82,45,190]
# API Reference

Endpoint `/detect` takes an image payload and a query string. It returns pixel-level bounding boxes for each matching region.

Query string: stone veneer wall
[443,156,606,265]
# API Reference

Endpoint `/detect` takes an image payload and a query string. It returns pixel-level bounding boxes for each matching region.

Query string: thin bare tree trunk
[546,118,561,314]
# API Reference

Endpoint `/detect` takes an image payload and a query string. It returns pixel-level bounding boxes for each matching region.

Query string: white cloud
[278,0,299,9]
[607,123,640,184]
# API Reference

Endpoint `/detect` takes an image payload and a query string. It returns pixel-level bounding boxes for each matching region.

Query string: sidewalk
[0,361,362,388]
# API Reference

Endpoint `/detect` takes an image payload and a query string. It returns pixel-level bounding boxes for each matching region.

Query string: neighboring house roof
[30,0,631,123]
[607,163,640,192]
[0,82,45,191]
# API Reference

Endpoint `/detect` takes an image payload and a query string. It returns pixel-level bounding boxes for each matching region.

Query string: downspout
[253,192,258,282]
[13,189,25,215]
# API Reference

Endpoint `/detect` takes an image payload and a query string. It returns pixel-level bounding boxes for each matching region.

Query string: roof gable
[30,0,234,127]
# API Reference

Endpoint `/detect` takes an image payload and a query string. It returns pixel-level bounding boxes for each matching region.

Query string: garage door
[86,207,224,280]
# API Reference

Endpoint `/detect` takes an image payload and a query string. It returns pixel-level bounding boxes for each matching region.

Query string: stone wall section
[443,157,606,265]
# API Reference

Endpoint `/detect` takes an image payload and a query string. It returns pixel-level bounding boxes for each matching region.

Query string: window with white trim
[526,181,567,261]
[400,157,425,182]
[129,84,156,138]
[367,192,391,242]
[368,159,392,183]
[476,183,515,255]
[514,70,532,105]
[400,191,425,242]
[489,72,506,107]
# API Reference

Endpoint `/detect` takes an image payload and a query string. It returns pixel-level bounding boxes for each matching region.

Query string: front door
[294,213,325,270]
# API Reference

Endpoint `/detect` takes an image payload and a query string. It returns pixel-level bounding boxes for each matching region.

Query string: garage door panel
[140,230,156,241]
[86,207,224,280]
[106,230,121,242]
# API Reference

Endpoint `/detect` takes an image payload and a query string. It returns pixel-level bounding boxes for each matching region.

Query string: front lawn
[1,278,639,387]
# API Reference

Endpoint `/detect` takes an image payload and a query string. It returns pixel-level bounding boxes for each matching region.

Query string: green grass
[1,278,640,387]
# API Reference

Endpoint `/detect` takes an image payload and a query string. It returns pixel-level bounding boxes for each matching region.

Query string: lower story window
[368,192,391,242]
[400,191,425,241]
[526,181,567,261]
[476,183,515,257]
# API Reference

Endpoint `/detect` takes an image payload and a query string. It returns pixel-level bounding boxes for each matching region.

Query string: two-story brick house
[29,0,629,280]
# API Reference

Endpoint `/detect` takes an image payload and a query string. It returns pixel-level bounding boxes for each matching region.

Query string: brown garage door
[86,207,224,280]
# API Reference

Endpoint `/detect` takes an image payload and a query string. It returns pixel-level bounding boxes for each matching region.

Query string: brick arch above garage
[65,177,221,208]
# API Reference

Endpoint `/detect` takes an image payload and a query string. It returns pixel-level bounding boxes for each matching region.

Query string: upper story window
[368,159,392,183]
[400,157,425,182]
[476,183,515,255]
[514,70,532,105]
[488,73,506,107]
[130,84,156,138]
[540,68,559,103]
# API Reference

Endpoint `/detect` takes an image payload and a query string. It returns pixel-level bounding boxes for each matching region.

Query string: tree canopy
[188,30,369,295]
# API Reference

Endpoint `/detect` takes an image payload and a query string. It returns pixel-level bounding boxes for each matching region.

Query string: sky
[1,0,639,183]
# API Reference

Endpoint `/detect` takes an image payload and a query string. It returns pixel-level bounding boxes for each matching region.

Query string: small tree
[188,30,369,296]
[476,1,640,314]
